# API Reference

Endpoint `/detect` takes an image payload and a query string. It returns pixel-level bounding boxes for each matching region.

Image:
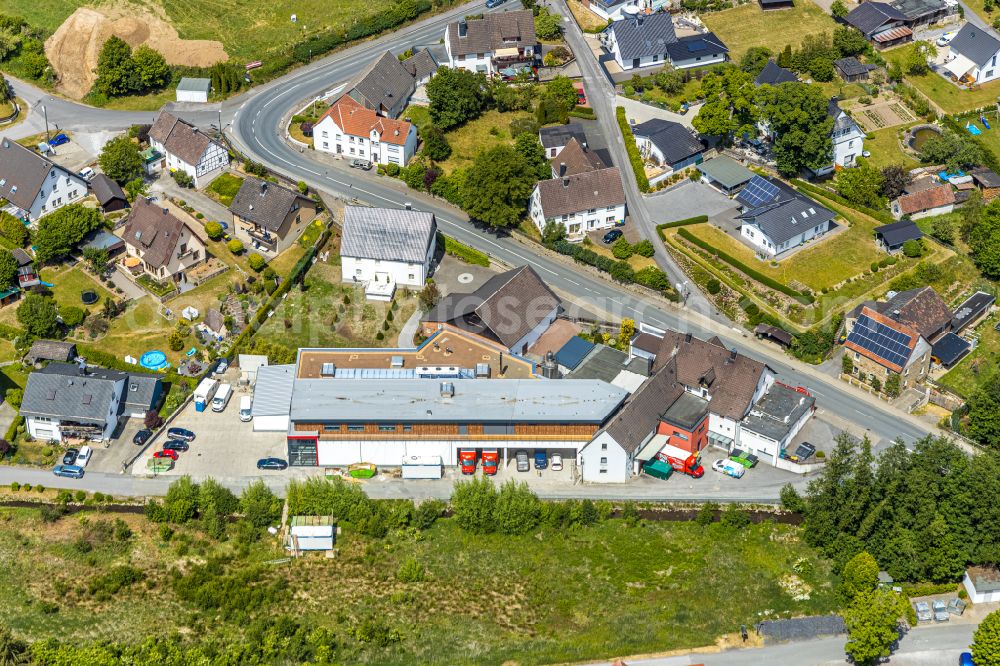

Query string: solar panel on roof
[687,40,706,51]
[846,314,914,369]
[737,176,781,208]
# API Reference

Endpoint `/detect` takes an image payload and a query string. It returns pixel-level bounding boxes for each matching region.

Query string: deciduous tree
[460,145,535,228]
[756,82,834,175]
[841,551,880,599]
[17,293,59,338]
[33,204,102,263]
[427,67,486,130]
[739,47,772,76]
[132,45,170,90]
[835,161,886,209]
[692,66,757,138]
[420,125,451,161]
[98,135,144,184]
[844,588,907,665]
[973,609,1000,666]
[94,36,137,97]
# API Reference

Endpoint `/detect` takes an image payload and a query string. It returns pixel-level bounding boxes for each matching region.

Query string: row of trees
[740,27,870,84]
[0,13,51,83]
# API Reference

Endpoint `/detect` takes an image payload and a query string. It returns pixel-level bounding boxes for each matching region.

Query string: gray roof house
[539,123,590,158]
[445,10,538,75]
[347,50,438,119]
[0,137,88,222]
[736,176,837,260]
[834,57,876,82]
[947,24,1000,84]
[25,340,77,365]
[90,174,129,213]
[630,119,704,170]
[604,14,728,71]
[340,206,438,290]
[229,177,318,255]
[845,2,913,47]
[754,60,799,86]
[21,362,162,441]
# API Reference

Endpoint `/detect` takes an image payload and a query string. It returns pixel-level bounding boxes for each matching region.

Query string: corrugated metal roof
[252,364,295,417]
[340,206,436,264]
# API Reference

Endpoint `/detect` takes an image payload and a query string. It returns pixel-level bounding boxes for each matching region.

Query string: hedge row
[792,180,893,224]
[615,106,650,193]
[547,240,678,300]
[656,215,707,240]
[442,234,490,267]
[568,107,596,120]
[676,228,814,305]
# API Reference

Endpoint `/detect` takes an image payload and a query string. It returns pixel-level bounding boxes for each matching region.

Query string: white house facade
[313,96,417,167]
[602,14,729,71]
[945,23,1000,84]
[0,138,87,223]
[529,168,627,242]
[444,11,538,76]
[148,111,229,188]
[339,206,437,292]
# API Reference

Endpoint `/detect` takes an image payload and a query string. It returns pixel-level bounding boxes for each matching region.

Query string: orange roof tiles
[316,95,412,146]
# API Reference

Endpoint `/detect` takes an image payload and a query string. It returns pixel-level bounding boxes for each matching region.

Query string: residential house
[944,23,1000,84]
[630,118,704,172]
[90,174,129,213]
[875,219,923,252]
[20,362,161,442]
[834,57,876,82]
[312,95,417,166]
[422,265,560,355]
[579,0,671,22]
[529,168,627,242]
[25,340,77,365]
[893,0,956,29]
[199,308,228,339]
[847,286,953,343]
[0,137,87,223]
[815,98,866,175]
[844,306,931,389]
[971,167,1000,201]
[754,60,798,86]
[738,383,815,463]
[565,342,651,393]
[602,14,728,71]
[697,155,755,194]
[736,175,837,259]
[148,111,229,188]
[229,177,318,255]
[13,248,38,289]
[339,205,436,299]
[346,50,437,119]
[122,198,206,284]
[550,137,606,177]
[540,123,590,158]
[845,2,914,48]
[891,183,955,219]
[444,10,538,76]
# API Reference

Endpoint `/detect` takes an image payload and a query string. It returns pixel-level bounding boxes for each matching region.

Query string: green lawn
[0,266,120,331]
[205,173,244,207]
[940,313,1000,398]
[93,296,193,367]
[0,0,398,63]
[886,44,1000,114]
[864,124,921,170]
[0,505,839,663]
[817,81,868,102]
[256,260,415,350]
[702,0,837,59]
[403,107,533,174]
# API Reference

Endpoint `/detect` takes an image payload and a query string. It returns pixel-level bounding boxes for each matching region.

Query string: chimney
[582,141,588,150]
[440,381,455,398]
[684,332,692,343]
[562,177,569,188]
[892,309,901,320]
[405,202,412,210]
[559,162,566,176]
[730,349,738,361]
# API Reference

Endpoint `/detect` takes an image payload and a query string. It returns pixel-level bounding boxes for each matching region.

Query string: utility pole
[41,104,50,142]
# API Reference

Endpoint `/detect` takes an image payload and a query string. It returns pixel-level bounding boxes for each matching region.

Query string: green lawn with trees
[0,476,839,664]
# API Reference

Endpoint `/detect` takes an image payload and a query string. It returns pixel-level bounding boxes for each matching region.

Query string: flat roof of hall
[296,329,535,380]
[289,378,629,424]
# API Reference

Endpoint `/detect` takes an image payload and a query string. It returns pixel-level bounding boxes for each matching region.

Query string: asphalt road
[3,1,936,469]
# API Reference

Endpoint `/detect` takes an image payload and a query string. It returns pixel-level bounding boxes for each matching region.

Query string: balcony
[245,227,278,253]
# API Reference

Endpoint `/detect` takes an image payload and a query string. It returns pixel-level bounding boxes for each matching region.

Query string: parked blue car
[47,133,70,147]
[961,652,976,666]
[533,450,547,470]
[52,464,84,479]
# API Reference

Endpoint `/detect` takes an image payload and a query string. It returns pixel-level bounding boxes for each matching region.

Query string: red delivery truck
[657,443,704,478]
[459,449,477,475]
[481,450,499,475]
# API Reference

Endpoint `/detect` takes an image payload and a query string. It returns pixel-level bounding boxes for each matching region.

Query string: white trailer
[401,455,443,479]
[193,377,219,412]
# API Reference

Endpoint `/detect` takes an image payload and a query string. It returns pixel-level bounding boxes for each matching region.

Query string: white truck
[239,396,253,422]
[712,458,745,479]
[401,455,443,479]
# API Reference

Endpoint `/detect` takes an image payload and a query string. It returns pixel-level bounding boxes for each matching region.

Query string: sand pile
[45,5,228,99]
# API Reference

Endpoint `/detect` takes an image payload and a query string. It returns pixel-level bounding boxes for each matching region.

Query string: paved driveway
[616,95,701,130]
[644,180,738,223]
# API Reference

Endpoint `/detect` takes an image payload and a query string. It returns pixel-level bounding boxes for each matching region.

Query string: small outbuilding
[931,332,972,368]
[834,57,876,82]
[891,184,955,220]
[25,339,77,365]
[875,220,923,252]
[176,78,211,103]
[81,229,126,258]
[952,291,996,333]
[972,168,1000,201]
[697,155,755,195]
[287,516,337,553]
[964,566,1000,603]
[754,323,793,347]
[90,174,129,213]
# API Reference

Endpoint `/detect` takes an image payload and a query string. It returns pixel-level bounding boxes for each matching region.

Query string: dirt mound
[45,6,228,100]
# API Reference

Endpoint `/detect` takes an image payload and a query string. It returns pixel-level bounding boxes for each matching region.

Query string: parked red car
[153,449,178,461]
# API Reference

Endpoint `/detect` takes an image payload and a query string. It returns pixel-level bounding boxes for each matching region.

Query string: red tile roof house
[577,330,817,483]
[891,183,956,220]
[843,306,932,390]
[148,111,230,189]
[312,95,417,167]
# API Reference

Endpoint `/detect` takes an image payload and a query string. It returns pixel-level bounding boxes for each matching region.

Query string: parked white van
[212,383,232,412]
[239,396,253,422]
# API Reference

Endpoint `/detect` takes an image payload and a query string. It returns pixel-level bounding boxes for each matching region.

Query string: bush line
[791,180,894,224]
[656,215,708,240]
[675,228,814,305]
[546,240,678,300]
[615,106,650,193]
[441,234,490,267]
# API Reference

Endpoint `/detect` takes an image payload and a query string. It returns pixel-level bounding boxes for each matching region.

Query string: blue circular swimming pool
[139,350,167,370]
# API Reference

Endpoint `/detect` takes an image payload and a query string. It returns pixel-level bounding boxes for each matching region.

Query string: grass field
[885,44,1000,114]
[403,106,533,174]
[0,266,113,329]
[0,505,839,663]
[702,0,837,59]
[205,173,244,207]
[0,0,399,63]
[864,124,921,170]
[256,260,416,350]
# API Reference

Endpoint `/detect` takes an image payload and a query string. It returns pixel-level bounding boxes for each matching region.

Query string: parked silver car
[932,600,949,622]
[515,450,529,472]
[914,601,932,622]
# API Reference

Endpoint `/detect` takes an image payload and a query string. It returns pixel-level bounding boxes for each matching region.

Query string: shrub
[634,266,670,292]
[385,163,400,177]
[612,237,633,259]
[413,499,446,530]
[395,558,426,583]
[720,503,751,529]
[9,482,18,492]
[247,253,266,272]
[493,480,541,535]
[204,221,224,240]
[451,477,497,534]
[609,260,635,283]
[706,279,722,295]
[227,239,245,254]
[59,305,86,327]
[616,106,649,193]
[695,503,718,526]
[633,239,655,257]
[443,235,490,266]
